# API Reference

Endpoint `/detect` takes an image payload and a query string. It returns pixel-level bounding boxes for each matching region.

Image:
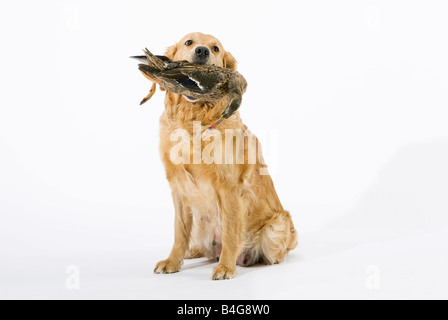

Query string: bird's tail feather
[143,48,165,70]
[130,55,148,64]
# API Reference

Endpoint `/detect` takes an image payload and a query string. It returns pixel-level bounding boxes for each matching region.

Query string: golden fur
[154,32,297,280]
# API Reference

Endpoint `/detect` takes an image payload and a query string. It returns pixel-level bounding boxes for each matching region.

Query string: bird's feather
[175,78,203,91]
[134,47,247,124]
[222,98,242,119]
[130,52,172,65]
[130,55,148,64]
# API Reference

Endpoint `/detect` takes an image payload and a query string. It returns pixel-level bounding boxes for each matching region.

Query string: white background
[1,0,448,299]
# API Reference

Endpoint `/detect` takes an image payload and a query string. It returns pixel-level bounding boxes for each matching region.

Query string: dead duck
[132,48,247,128]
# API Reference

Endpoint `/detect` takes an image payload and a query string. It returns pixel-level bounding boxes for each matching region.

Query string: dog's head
[165,32,237,70]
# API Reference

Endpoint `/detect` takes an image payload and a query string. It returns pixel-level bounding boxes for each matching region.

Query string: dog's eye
[185,40,193,46]
[213,46,220,53]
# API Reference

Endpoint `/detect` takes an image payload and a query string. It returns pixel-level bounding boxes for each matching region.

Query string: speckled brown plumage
[133,48,247,127]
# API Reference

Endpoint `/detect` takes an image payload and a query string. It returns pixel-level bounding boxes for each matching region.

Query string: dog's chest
[174,166,219,216]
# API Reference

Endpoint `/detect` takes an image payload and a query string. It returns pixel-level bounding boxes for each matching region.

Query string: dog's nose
[195,46,210,59]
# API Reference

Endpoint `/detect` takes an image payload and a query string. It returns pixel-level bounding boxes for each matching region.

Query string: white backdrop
[1,0,448,299]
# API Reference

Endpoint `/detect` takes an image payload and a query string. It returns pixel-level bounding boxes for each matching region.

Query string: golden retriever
[153,32,297,280]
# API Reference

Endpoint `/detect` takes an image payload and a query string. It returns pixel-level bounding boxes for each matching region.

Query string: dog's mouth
[188,54,212,66]
[193,59,208,65]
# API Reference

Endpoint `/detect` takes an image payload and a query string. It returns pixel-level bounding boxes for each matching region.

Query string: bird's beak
[130,55,148,65]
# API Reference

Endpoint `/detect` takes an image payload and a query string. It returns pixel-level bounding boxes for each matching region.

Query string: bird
[131,48,248,128]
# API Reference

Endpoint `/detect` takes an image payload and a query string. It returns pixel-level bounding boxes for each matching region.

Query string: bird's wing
[154,65,224,93]
[138,64,161,83]
[138,64,197,91]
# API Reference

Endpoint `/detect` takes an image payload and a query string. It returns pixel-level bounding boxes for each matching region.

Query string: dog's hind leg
[258,211,298,265]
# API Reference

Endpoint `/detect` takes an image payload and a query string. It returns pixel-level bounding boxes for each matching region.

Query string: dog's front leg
[154,191,192,274]
[213,186,244,280]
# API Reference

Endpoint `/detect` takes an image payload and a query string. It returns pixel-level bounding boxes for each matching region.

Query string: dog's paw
[154,258,183,274]
[212,264,236,280]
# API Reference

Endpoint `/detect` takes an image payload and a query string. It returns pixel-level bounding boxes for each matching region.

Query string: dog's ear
[223,51,237,70]
[164,44,178,60]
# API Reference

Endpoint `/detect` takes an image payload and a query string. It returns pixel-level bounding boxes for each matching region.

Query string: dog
[153,32,297,280]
